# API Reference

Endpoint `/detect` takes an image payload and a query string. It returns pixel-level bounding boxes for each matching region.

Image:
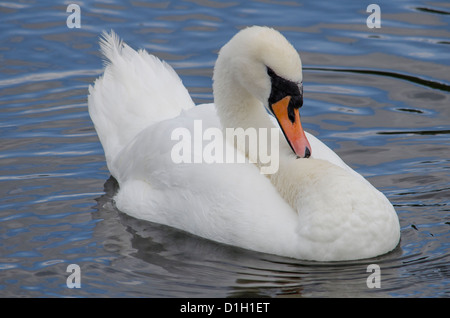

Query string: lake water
[0,0,449,298]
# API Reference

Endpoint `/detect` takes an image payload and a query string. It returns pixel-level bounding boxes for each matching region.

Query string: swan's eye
[267,67,303,110]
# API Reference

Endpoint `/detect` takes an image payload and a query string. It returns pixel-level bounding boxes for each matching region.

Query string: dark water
[0,0,449,297]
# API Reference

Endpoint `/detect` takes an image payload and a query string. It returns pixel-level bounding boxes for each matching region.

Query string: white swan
[88,26,400,261]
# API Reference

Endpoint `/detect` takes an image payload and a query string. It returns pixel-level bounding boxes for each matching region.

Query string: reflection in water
[91,177,448,298]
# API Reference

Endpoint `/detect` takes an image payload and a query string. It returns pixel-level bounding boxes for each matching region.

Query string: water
[0,0,449,298]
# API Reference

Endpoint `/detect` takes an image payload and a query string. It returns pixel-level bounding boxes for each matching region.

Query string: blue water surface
[0,0,449,297]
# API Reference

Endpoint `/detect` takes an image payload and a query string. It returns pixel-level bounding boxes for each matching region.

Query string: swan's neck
[214,77,273,132]
[214,75,286,170]
[213,66,299,205]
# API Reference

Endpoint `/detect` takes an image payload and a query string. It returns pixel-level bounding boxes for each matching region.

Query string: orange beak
[271,96,311,158]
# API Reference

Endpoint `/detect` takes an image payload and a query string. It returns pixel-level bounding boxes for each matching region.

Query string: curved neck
[214,63,294,174]
[214,75,273,132]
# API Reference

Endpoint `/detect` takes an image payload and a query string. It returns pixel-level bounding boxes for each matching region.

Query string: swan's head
[214,26,311,158]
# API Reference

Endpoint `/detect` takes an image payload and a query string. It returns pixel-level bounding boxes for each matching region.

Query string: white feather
[88,30,194,174]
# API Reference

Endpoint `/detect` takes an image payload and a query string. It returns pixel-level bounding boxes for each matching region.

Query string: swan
[88,26,400,261]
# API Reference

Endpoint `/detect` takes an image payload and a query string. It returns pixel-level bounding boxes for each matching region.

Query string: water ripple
[306,66,450,92]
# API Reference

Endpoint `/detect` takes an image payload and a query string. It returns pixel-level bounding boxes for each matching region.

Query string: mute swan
[88,26,400,261]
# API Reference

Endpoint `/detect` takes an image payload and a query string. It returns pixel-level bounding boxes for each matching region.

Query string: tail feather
[99,30,124,67]
[88,30,195,170]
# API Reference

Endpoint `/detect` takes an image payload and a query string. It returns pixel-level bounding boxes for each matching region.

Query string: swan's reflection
[92,177,406,297]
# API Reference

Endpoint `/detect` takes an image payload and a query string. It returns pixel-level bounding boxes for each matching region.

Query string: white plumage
[88,26,400,261]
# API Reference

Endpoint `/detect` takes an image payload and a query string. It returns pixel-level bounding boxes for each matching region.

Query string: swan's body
[88,27,400,261]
